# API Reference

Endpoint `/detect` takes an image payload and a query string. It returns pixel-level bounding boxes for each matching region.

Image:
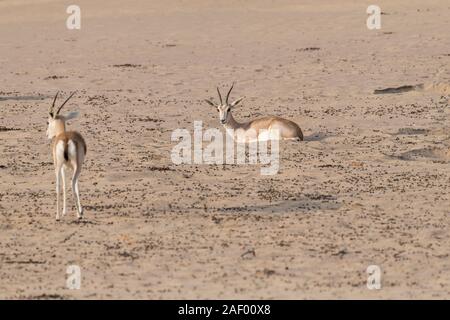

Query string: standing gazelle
[46,92,87,220]
[205,84,303,142]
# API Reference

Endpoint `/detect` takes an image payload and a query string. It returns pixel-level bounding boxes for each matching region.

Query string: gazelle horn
[49,91,59,116]
[56,92,76,115]
[216,87,223,105]
[226,82,234,104]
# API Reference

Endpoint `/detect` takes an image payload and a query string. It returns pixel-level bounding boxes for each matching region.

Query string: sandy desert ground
[0,0,449,299]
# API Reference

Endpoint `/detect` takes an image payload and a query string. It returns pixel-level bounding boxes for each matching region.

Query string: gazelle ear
[230,97,244,107]
[63,111,80,121]
[204,99,215,107]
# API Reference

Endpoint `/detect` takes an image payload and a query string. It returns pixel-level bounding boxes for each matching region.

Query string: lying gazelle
[46,92,86,220]
[205,84,303,142]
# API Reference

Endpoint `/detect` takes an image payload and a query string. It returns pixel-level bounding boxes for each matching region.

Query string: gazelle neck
[54,120,66,137]
[224,111,244,130]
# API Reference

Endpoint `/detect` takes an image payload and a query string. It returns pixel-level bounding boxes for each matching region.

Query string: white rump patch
[56,141,65,163]
[68,140,77,160]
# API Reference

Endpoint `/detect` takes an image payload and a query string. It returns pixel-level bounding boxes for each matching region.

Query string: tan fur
[52,131,87,162]
[228,114,303,141]
[207,84,304,141]
[47,91,86,220]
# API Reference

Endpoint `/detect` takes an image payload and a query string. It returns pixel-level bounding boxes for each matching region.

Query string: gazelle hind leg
[61,166,67,217]
[72,166,83,219]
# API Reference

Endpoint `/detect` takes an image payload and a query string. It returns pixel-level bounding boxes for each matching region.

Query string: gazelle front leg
[72,166,83,219]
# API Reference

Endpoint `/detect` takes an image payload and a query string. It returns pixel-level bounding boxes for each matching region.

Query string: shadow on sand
[303,132,331,142]
[0,95,48,102]
[217,196,341,214]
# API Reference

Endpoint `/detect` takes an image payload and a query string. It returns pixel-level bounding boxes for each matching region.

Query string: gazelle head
[46,91,78,139]
[205,83,244,125]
